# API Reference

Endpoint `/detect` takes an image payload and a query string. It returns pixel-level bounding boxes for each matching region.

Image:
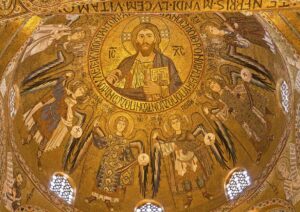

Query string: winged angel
[201,12,276,163]
[22,72,148,211]
[22,71,91,171]
[151,113,236,208]
[77,112,149,211]
[204,12,276,85]
[205,66,274,163]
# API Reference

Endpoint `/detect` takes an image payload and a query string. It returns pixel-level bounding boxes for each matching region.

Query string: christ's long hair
[131,23,161,53]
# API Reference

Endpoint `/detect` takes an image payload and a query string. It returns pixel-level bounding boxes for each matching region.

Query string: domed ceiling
[0,1,300,212]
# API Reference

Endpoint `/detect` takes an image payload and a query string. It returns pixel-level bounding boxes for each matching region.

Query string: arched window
[225,168,251,200]
[49,172,75,204]
[135,200,164,212]
[280,80,289,113]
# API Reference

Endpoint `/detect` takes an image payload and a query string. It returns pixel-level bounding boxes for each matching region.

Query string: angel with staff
[84,112,149,211]
[204,12,276,84]
[151,113,237,209]
[205,68,274,162]
[22,72,89,171]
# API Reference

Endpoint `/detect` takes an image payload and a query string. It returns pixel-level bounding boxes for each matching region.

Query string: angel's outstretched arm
[193,124,207,137]
[92,124,107,149]
[192,118,236,169]
[150,129,166,197]
[62,116,101,173]
[151,142,161,198]
[129,140,145,153]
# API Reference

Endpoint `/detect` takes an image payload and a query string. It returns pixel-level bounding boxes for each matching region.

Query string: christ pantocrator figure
[106,23,182,101]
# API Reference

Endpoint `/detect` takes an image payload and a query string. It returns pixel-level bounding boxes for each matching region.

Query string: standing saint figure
[3,170,25,211]
[20,23,89,95]
[85,114,148,211]
[23,74,89,170]
[106,22,182,101]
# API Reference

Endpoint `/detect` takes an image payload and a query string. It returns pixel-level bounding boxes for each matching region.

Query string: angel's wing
[213,120,237,164]
[138,149,148,198]
[128,138,148,197]
[220,64,274,91]
[191,105,237,169]
[150,128,165,197]
[21,24,71,62]
[219,13,275,53]
[62,107,97,173]
[151,145,161,198]
[21,50,66,86]
[127,129,149,197]
[193,123,232,169]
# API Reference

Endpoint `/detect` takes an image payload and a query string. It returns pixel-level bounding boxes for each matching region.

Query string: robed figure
[106,23,182,101]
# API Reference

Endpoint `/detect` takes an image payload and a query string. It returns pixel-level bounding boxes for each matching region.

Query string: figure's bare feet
[85,195,96,203]
[105,200,114,211]
[37,159,42,171]
[37,150,43,171]
[256,152,262,164]
[202,191,213,200]
[184,196,193,209]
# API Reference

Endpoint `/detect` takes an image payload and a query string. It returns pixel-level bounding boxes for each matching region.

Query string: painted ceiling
[0,1,300,212]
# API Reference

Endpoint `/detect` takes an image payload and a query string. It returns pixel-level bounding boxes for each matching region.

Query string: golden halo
[121,16,170,55]
[108,112,134,138]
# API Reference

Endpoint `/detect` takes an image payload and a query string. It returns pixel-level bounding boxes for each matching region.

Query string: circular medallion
[204,133,216,145]
[70,125,83,138]
[5,12,293,212]
[241,68,253,82]
[88,15,205,113]
[138,153,150,166]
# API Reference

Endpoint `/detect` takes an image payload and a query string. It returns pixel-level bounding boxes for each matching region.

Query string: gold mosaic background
[0,1,300,212]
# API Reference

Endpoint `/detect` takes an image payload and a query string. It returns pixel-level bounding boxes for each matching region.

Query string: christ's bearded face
[135,29,156,56]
